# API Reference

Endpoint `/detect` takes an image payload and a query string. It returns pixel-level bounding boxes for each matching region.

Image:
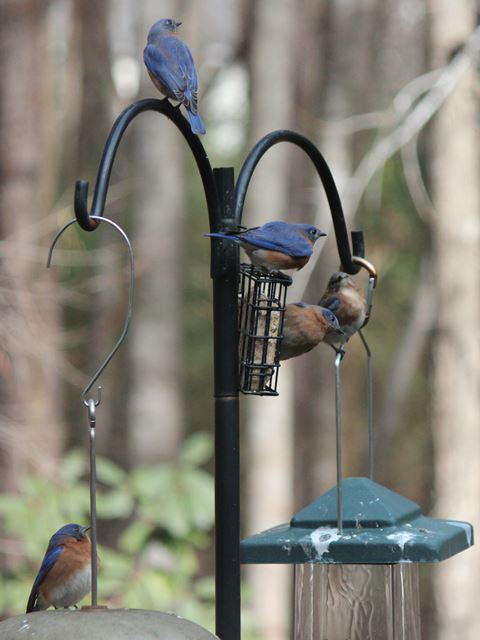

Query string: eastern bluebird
[26,524,93,613]
[206,222,326,273]
[318,271,367,349]
[144,18,206,135]
[279,303,344,360]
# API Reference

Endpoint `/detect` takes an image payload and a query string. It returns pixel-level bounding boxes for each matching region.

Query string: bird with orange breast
[318,271,367,350]
[206,221,326,275]
[26,524,95,613]
[279,303,345,361]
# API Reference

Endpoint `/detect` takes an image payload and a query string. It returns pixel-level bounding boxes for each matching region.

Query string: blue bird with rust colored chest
[318,271,367,347]
[143,18,206,135]
[26,524,95,613]
[280,303,344,360]
[206,221,326,274]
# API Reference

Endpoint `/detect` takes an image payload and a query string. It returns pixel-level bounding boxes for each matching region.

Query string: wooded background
[1,1,479,638]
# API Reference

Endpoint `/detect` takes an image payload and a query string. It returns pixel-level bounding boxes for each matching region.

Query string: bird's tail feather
[204,233,239,242]
[187,110,206,135]
[26,589,39,614]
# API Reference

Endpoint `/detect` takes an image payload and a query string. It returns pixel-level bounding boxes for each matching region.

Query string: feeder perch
[240,477,473,640]
[238,263,290,395]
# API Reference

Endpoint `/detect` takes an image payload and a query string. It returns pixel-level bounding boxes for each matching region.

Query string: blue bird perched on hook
[205,221,326,274]
[143,18,206,135]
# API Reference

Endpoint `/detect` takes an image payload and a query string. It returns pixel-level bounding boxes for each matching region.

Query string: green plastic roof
[240,477,473,564]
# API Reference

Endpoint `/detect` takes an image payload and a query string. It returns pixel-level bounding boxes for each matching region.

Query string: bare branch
[291,24,480,301]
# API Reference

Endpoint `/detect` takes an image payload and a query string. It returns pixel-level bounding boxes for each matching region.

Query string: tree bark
[430,2,480,638]
[126,0,186,465]
[244,0,298,637]
[0,0,63,490]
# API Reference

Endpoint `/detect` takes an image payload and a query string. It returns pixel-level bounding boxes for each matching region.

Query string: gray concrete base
[0,608,219,639]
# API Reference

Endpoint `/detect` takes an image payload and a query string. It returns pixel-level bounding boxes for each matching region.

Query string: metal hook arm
[234,130,363,274]
[73,98,220,233]
[47,215,135,406]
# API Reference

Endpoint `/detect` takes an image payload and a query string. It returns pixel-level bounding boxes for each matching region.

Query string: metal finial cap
[240,477,473,565]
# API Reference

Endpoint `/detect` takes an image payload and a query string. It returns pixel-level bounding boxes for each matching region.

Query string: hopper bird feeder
[240,477,473,640]
[238,247,473,639]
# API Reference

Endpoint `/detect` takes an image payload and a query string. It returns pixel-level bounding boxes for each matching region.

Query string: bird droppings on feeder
[308,527,342,558]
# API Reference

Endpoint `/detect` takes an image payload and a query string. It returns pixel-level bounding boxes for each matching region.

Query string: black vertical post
[212,167,241,640]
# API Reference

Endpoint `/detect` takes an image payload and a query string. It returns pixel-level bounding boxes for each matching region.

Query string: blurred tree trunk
[0,0,62,490]
[244,0,297,637]
[63,0,117,458]
[126,0,186,465]
[290,0,349,511]
[430,2,480,639]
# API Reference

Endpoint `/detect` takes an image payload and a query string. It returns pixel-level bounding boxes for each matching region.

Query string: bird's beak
[328,322,344,334]
[175,20,182,28]
[81,526,91,535]
[319,231,327,237]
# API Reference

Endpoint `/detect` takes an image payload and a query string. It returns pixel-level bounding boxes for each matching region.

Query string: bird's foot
[271,271,292,285]
[331,344,346,360]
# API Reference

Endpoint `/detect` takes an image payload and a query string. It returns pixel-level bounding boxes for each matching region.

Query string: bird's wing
[318,295,341,313]
[26,545,64,612]
[143,41,198,110]
[240,226,312,255]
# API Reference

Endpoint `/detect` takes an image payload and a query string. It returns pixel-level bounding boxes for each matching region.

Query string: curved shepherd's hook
[47,214,135,607]
[73,98,220,232]
[47,215,135,407]
[234,129,363,274]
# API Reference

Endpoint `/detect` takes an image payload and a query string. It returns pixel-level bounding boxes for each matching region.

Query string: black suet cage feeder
[238,263,290,395]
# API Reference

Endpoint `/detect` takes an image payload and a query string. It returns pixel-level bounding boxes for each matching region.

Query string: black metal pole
[71,99,242,637]
[211,168,241,640]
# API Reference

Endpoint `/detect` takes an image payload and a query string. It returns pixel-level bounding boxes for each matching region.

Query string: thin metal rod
[47,215,135,407]
[359,329,374,480]
[335,351,343,533]
[87,399,98,606]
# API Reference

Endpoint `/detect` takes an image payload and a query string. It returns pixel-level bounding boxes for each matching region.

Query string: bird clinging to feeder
[318,271,367,349]
[279,303,345,361]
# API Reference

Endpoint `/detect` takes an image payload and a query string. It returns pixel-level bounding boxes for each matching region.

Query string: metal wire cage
[238,263,290,395]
